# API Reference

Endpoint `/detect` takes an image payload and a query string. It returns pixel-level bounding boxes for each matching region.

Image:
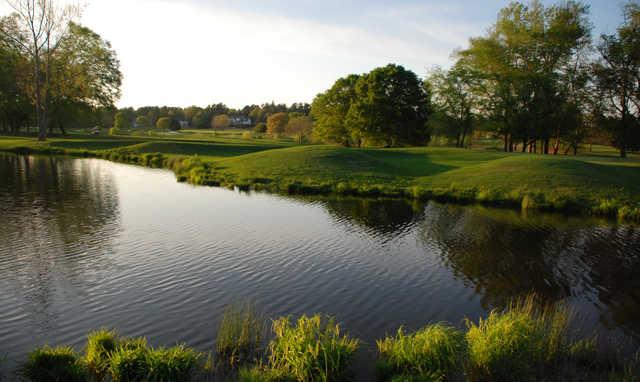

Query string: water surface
[1,154,639,377]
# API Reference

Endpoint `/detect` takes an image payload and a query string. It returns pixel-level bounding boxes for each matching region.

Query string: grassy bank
[1,133,639,220]
[15,297,639,381]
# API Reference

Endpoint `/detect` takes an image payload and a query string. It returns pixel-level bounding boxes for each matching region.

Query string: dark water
[1,154,639,377]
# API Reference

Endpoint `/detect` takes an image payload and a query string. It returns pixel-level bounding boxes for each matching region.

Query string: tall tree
[311,74,360,146]
[458,0,591,153]
[592,2,640,158]
[427,65,477,148]
[0,0,80,140]
[346,64,431,147]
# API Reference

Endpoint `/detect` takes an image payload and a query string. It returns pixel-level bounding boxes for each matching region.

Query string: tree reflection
[418,202,640,339]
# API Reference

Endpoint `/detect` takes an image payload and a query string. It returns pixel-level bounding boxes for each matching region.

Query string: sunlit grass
[376,323,466,381]
[215,303,266,370]
[21,346,88,382]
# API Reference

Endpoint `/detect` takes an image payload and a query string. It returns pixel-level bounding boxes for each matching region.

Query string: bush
[108,127,120,136]
[238,365,297,382]
[465,294,570,381]
[85,329,118,379]
[242,131,253,140]
[216,303,265,370]
[254,123,267,134]
[376,323,466,380]
[156,117,171,130]
[21,346,87,382]
[267,315,359,382]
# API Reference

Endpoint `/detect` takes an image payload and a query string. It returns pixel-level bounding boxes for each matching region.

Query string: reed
[215,303,266,370]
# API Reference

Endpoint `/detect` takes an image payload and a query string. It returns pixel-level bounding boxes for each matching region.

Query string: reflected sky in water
[1,154,639,377]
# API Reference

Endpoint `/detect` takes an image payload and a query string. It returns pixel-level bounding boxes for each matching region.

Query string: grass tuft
[21,345,88,382]
[266,314,360,382]
[376,323,466,381]
[215,303,266,370]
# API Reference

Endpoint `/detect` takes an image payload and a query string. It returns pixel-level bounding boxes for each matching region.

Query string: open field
[1,131,639,220]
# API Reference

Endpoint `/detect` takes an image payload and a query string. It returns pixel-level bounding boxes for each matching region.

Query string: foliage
[346,64,431,147]
[255,122,267,134]
[212,114,231,130]
[156,117,171,130]
[311,74,360,146]
[266,314,360,382]
[135,115,149,128]
[592,2,640,157]
[216,303,265,370]
[21,346,88,382]
[376,323,466,381]
[113,112,130,130]
[267,112,289,136]
[286,116,313,143]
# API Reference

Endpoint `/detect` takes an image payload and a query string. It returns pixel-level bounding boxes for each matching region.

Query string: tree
[156,116,171,130]
[346,64,431,147]
[0,32,31,133]
[113,111,131,130]
[0,0,80,140]
[286,116,313,143]
[266,112,288,136]
[592,2,640,158]
[310,74,360,146]
[254,122,267,134]
[458,0,591,153]
[135,115,149,128]
[427,65,477,147]
[211,114,230,130]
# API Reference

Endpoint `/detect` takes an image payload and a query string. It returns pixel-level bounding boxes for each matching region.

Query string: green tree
[346,64,431,147]
[113,111,130,130]
[286,115,313,143]
[592,2,640,158]
[156,116,171,130]
[310,74,360,146]
[427,65,477,147]
[458,0,591,153]
[135,115,149,128]
[267,112,288,136]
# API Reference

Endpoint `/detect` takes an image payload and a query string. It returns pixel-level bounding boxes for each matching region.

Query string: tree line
[311,0,639,157]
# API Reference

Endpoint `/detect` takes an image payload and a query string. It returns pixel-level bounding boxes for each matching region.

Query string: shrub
[465,294,570,381]
[21,346,88,382]
[254,123,267,134]
[267,314,359,382]
[216,303,265,370]
[242,131,253,140]
[156,117,171,130]
[238,365,297,382]
[376,323,466,380]
[108,127,120,136]
[86,329,119,379]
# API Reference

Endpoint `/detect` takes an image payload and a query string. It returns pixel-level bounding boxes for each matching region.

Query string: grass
[215,303,266,370]
[376,323,467,381]
[464,294,572,381]
[262,315,360,382]
[21,346,88,382]
[16,302,640,382]
[1,132,639,220]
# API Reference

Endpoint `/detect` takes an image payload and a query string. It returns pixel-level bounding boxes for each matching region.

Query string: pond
[1,153,639,378]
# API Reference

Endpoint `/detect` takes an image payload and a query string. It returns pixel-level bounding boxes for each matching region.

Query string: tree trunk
[621,147,627,158]
[504,134,508,152]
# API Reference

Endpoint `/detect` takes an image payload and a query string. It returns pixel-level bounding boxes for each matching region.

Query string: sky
[0,0,628,108]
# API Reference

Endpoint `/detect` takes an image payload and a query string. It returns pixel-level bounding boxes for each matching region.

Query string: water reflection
[1,153,639,377]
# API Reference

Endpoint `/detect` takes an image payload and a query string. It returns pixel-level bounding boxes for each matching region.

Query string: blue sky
[70,1,629,107]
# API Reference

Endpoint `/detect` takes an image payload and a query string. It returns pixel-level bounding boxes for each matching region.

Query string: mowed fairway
[1,132,639,219]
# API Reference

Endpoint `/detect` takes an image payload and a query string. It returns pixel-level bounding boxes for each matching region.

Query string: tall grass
[21,346,88,382]
[267,315,360,382]
[85,329,118,379]
[215,303,266,370]
[465,294,571,380]
[376,323,466,381]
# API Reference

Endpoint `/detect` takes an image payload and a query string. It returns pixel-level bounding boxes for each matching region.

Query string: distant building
[229,116,252,127]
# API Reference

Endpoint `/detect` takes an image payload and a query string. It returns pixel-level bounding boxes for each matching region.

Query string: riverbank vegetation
[14,296,640,381]
[1,133,639,221]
